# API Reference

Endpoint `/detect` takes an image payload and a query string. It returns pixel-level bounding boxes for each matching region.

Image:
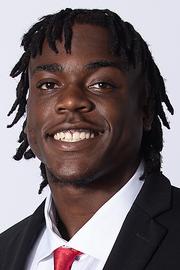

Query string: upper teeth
[54,130,96,142]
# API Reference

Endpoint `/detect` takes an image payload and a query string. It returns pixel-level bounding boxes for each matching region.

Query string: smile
[53,129,102,143]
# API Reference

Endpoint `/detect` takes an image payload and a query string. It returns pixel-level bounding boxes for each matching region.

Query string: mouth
[52,129,103,143]
[45,123,106,152]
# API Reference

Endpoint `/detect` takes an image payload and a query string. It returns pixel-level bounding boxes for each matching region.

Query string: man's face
[27,24,145,186]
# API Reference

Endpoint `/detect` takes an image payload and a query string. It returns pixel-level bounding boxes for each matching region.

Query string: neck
[48,159,140,238]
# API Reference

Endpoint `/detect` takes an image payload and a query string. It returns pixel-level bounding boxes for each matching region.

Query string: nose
[55,85,94,114]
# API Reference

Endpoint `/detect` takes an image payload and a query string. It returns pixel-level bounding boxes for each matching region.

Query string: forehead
[29,24,118,68]
[29,23,142,85]
[67,24,111,52]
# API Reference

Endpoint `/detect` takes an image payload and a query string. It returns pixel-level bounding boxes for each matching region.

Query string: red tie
[54,247,83,270]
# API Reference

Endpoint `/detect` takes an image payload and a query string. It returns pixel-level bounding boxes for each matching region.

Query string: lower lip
[47,135,104,152]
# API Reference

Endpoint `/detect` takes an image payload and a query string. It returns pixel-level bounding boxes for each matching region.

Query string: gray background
[0,0,179,233]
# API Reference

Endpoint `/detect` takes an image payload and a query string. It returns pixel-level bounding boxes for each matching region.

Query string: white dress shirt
[26,162,144,270]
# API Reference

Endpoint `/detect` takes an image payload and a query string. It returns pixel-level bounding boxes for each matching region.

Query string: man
[0,8,179,270]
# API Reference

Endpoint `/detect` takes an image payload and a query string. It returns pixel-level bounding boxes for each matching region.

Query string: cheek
[119,106,144,154]
[26,98,46,160]
[26,118,42,160]
[97,98,127,132]
[100,97,143,147]
[27,93,53,130]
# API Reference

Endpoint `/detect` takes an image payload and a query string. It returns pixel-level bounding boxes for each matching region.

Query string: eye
[88,81,116,91]
[36,81,59,91]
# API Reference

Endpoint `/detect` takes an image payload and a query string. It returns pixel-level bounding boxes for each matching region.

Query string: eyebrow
[31,60,124,75]
[31,63,63,75]
[84,60,123,70]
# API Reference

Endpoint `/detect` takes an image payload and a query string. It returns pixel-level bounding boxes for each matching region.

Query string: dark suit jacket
[1,173,180,270]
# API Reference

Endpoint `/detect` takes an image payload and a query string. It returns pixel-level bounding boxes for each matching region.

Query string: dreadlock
[8,8,174,194]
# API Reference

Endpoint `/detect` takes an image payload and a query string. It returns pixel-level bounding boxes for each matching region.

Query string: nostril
[78,105,93,112]
[55,96,94,114]
[56,107,67,113]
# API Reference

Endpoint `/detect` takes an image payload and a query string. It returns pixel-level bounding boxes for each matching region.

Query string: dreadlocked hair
[8,8,174,193]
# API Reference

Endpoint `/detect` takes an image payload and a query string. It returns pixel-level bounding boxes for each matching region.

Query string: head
[8,8,174,193]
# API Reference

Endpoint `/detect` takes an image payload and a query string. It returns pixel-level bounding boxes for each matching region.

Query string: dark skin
[27,24,151,238]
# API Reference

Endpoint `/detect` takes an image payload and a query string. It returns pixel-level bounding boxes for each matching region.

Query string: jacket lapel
[103,173,171,270]
[9,201,45,270]
[5,173,172,270]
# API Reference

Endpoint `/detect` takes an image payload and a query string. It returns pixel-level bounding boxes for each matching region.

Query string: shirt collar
[40,161,144,263]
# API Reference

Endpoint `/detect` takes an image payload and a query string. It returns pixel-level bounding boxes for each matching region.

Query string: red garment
[54,247,83,270]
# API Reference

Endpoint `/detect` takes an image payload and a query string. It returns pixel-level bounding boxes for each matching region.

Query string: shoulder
[155,176,180,226]
[171,184,180,197]
[168,184,180,213]
[0,202,45,269]
[0,215,33,265]
[164,173,180,206]
[0,201,45,252]
[159,174,180,212]
[0,215,32,243]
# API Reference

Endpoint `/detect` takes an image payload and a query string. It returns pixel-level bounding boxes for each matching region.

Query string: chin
[46,164,106,188]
